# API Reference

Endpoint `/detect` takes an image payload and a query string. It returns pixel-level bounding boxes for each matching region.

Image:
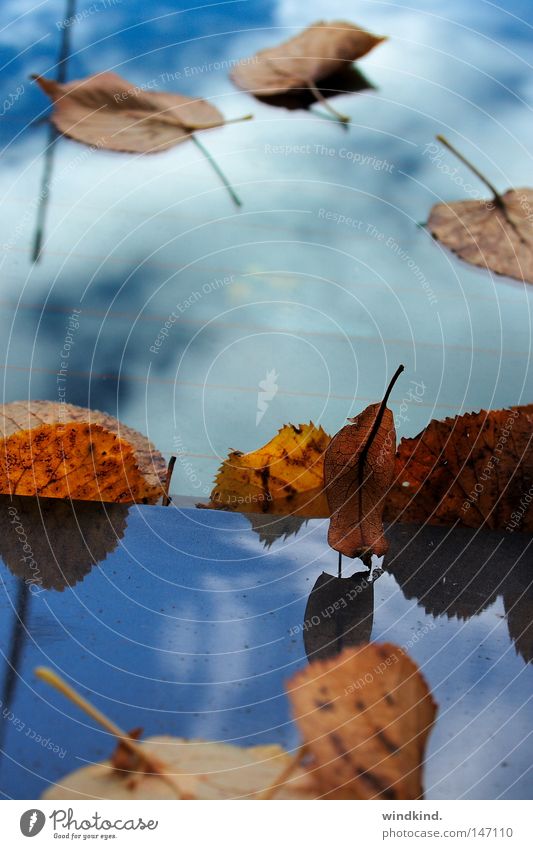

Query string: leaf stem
[190,133,242,207]
[436,135,503,205]
[360,364,404,465]
[187,113,253,130]
[307,79,350,125]
[258,744,308,799]
[338,550,342,579]
[34,667,186,797]
[356,364,404,555]
[35,667,136,747]
[163,455,176,506]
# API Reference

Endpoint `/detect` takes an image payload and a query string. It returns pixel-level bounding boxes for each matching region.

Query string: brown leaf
[0,401,166,503]
[427,136,533,283]
[429,190,533,283]
[287,643,437,800]
[384,406,533,531]
[231,20,385,97]
[34,72,226,153]
[324,367,403,560]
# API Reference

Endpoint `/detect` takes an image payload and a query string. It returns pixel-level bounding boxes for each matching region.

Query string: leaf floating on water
[324,366,403,560]
[0,401,166,503]
[35,72,238,153]
[428,135,533,283]
[36,668,314,800]
[205,422,330,516]
[43,736,316,800]
[231,20,386,122]
[287,643,437,800]
[34,72,250,205]
[383,405,533,531]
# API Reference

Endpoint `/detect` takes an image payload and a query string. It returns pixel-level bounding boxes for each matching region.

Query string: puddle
[0,498,531,799]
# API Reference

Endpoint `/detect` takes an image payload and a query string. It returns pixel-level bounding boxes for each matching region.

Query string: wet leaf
[287,643,437,799]
[384,406,533,531]
[428,136,533,283]
[231,20,385,98]
[325,367,403,560]
[34,72,228,153]
[43,736,316,800]
[0,401,166,503]
[0,495,129,590]
[205,422,330,515]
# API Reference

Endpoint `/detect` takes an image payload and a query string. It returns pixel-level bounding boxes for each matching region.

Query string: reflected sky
[0,498,531,799]
[0,0,532,498]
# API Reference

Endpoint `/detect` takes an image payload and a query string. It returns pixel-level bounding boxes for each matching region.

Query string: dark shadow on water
[0,494,130,592]
[303,569,376,663]
[255,67,374,113]
[384,523,533,664]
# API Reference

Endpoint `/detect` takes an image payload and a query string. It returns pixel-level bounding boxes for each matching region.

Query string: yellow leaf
[206,422,330,515]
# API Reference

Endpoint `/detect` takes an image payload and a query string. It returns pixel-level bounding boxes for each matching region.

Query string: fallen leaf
[231,20,385,97]
[42,736,316,800]
[0,401,166,503]
[324,367,403,560]
[0,494,129,590]
[287,643,437,799]
[384,405,533,531]
[34,72,228,153]
[428,136,533,283]
[205,422,330,515]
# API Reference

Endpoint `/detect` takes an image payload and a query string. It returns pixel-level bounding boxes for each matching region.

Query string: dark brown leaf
[384,406,533,531]
[324,367,403,559]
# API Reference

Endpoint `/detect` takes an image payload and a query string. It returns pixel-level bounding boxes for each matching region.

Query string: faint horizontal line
[0,363,464,410]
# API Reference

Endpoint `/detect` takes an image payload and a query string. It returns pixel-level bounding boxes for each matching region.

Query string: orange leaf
[384,405,533,530]
[287,644,437,799]
[0,401,166,503]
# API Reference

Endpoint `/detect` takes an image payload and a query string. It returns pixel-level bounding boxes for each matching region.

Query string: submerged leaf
[287,643,437,799]
[303,571,375,663]
[0,401,166,503]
